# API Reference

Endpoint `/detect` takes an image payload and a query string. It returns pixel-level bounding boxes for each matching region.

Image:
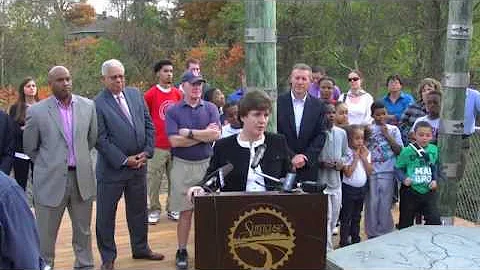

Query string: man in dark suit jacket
[277,63,327,182]
[94,59,163,270]
[0,110,14,174]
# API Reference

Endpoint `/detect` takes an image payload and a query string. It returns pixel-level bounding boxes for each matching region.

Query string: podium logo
[228,207,296,269]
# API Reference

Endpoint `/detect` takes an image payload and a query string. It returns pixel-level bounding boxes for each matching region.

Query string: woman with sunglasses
[339,70,374,125]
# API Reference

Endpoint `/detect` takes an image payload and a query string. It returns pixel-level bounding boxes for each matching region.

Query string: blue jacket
[0,171,44,269]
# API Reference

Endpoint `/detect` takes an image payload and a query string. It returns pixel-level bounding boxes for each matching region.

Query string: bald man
[24,66,98,269]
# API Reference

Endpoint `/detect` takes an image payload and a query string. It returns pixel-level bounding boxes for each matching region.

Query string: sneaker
[176,249,188,269]
[332,226,339,235]
[168,211,180,221]
[148,210,161,224]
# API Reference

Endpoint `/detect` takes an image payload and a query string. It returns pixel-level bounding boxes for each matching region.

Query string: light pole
[438,0,473,225]
[245,0,277,132]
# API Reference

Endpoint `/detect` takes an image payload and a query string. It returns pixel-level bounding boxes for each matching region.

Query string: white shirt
[342,147,371,188]
[237,135,267,192]
[291,91,307,137]
[221,124,242,138]
[411,115,440,139]
[340,90,374,125]
[156,84,172,93]
[368,124,403,173]
[113,92,132,121]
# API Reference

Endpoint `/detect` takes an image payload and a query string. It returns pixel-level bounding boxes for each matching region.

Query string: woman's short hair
[386,74,403,87]
[238,90,272,118]
[416,78,441,100]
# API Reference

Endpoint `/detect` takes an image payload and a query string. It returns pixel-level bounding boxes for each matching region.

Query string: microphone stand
[253,171,282,183]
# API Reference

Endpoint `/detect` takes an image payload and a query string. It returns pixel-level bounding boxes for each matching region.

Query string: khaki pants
[147,148,171,212]
[169,157,209,212]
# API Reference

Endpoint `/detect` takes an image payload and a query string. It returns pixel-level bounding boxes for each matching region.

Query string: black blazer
[205,132,291,192]
[0,110,15,174]
[8,104,25,153]
[277,91,327,182]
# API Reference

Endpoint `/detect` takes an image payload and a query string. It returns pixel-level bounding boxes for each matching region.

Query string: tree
[65,2,96,26]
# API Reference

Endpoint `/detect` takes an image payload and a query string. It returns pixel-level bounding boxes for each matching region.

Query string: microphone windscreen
[282,172,296,192]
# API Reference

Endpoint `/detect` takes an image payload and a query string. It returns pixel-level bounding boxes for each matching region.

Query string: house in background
[67,11,116,41]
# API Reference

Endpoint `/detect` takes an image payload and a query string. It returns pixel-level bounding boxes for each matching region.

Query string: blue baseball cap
[181,71,206,84]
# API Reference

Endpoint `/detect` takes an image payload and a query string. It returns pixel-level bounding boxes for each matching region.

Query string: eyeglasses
[388,80,400,85]
[109,74,125,80]
[348,77,360,82]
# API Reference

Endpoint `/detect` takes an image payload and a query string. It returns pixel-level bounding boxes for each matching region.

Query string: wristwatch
[188,129,194,139]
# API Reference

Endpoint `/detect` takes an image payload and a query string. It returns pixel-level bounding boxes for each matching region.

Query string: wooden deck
[53,194,478,270]
[54,195,190,270]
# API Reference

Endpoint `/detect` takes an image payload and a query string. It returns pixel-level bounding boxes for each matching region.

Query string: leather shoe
[133,251,165,260]
[101,261,114,270]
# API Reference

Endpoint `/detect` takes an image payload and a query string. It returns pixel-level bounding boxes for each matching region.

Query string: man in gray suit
[94,59,163,270]
[24,66,97,269]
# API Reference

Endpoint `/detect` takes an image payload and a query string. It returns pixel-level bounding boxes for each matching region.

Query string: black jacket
[8,104,24,153]
[0,110,15,174]
[205,132,291,192]
[277,92,327,182]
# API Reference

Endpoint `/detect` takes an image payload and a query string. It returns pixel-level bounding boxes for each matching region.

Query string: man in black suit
[94,59,163,270]
[0,110,14,174]
[277,63,327,182]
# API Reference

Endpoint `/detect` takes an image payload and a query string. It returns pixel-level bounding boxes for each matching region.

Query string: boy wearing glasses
[394,121,441,229]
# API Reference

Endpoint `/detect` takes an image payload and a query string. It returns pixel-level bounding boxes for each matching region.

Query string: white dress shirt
[290,91,307,137]
[237,134,267,192]
[113,92,133,124]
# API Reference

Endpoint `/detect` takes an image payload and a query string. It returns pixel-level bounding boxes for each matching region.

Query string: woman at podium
[189,90,292,197]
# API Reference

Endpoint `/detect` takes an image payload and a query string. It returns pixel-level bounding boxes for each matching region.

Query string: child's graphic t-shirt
[395,143,438,194]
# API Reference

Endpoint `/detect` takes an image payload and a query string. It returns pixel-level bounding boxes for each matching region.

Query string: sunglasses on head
[348,77,360,82]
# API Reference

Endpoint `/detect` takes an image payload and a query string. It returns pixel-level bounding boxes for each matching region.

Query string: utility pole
[438,0,473,225]
[244,0,277,132]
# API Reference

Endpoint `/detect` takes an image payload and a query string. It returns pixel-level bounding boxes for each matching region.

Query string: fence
[456,133,480,224]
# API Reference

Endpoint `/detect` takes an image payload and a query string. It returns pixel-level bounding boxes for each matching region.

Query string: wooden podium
[194,191,327,269]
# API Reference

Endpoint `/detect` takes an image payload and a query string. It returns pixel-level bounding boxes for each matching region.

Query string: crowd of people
[0,58,479,270]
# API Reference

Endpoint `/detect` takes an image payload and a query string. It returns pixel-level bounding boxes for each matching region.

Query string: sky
[87,0,109,14]
[87,0,174,15]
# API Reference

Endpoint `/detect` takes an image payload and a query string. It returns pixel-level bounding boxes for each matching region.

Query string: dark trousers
[13,157,33,190]
[340,183,367,246]
[96,175,150,263]
[398,185,441,229]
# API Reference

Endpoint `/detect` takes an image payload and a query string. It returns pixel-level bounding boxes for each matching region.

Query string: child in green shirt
[394,121,441,229]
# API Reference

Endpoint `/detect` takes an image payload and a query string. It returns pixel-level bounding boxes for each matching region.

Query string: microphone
[282,172,296,192]
[298,181,327,193]
[202,163,234,191]
[251,143,267,169]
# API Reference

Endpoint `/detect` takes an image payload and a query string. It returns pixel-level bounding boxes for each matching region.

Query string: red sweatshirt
[144,84,183,149]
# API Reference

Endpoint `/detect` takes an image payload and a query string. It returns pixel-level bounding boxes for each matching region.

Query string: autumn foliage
[66,3,96,27]
[171,41,245,92]
[0,86,50,110]
[66,36,99,52]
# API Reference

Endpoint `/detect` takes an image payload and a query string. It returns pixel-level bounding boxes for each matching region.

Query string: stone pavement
[327,225,480,270]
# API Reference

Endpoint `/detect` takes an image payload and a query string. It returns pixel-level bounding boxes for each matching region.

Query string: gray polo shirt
[166,99,220,161]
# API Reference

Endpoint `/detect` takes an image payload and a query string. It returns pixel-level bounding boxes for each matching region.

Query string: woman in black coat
[189,90,292,198]
[8,77,39,190]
